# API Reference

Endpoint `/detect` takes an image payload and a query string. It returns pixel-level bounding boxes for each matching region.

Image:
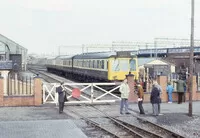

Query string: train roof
[73,51,136,59]
[55,55,74,59]
[73,52,116,59]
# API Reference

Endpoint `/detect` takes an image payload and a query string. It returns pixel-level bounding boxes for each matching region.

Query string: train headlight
[113,76,117,80]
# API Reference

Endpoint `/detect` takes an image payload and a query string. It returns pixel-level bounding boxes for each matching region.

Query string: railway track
[129,114,185,138]
[28,68,59,83]
[70,105,185,138]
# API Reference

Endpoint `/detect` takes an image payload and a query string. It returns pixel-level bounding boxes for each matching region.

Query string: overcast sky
[0,0,200,55]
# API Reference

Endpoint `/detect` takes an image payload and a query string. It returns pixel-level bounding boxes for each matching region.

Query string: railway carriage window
[99,60,102,69]
[101,60,104,69]
[89,60,91,68]
[129,59,136,71]
[86,60,89,67]
[112,59,120,71]
[95,60,97,68]
[79,60,81,66]
[94,60,96,68]
[120,59,129,71]
[107,61,108,69]
[97,60,100,68]
[93,60,95,68]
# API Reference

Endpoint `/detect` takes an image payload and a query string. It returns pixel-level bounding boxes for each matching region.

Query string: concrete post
[157,75,168,102]
[34,76,42,106]
[0,76,4,106]
[192,76,197,101]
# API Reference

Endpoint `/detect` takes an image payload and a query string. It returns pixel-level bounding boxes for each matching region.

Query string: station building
[0,34,27,71]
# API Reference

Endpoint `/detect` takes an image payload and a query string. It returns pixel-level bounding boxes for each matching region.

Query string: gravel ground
[0,104,71,121]
[129,102,200,138]
[156,113,200,138]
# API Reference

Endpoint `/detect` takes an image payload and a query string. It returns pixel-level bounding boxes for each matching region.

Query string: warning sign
[72,88,81,98]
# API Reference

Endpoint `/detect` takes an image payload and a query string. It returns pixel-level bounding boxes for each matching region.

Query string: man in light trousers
[119,78,130,114]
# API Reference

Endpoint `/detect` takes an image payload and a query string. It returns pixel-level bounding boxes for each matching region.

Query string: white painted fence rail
[43,82,121,105]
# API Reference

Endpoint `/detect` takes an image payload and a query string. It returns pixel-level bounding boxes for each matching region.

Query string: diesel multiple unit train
[46,51,138,81]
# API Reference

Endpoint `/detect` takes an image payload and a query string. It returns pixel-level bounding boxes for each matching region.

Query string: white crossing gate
[43,82,121,105]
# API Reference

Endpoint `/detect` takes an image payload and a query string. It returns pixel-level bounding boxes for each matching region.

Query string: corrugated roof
[138,58,176,67]
[138,58,157,66]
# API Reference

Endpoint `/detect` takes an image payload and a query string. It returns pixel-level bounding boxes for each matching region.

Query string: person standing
[152,79,162,115]
[166,82,174,103]
[137,82,145,114]
[150,86,160,116]
[175,79,186,104]
[119,78,130,114]
[56,82,66,114]
[183,80,187,102]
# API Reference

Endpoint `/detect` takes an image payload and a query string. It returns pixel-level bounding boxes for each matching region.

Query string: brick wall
[0,76,42,106]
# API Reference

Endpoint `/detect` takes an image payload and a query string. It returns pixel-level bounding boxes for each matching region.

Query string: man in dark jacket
[150,86,160,116]
[56,82,66,113]
[175,79,186,104]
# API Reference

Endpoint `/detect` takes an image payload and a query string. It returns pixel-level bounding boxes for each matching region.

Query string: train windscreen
[120,59,129,71]
[129,59,136,71]
[112,59,129,71]
[112,59,120,71]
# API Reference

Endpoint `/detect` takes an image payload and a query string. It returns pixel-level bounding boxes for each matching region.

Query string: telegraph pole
[189,0,194,117]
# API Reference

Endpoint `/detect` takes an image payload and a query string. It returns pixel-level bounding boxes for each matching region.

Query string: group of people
[119,75,176,116]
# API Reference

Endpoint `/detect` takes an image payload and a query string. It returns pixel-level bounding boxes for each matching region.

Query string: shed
[138,58,176,80]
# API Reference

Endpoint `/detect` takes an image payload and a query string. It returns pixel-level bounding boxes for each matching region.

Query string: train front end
[107,51,138,81]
